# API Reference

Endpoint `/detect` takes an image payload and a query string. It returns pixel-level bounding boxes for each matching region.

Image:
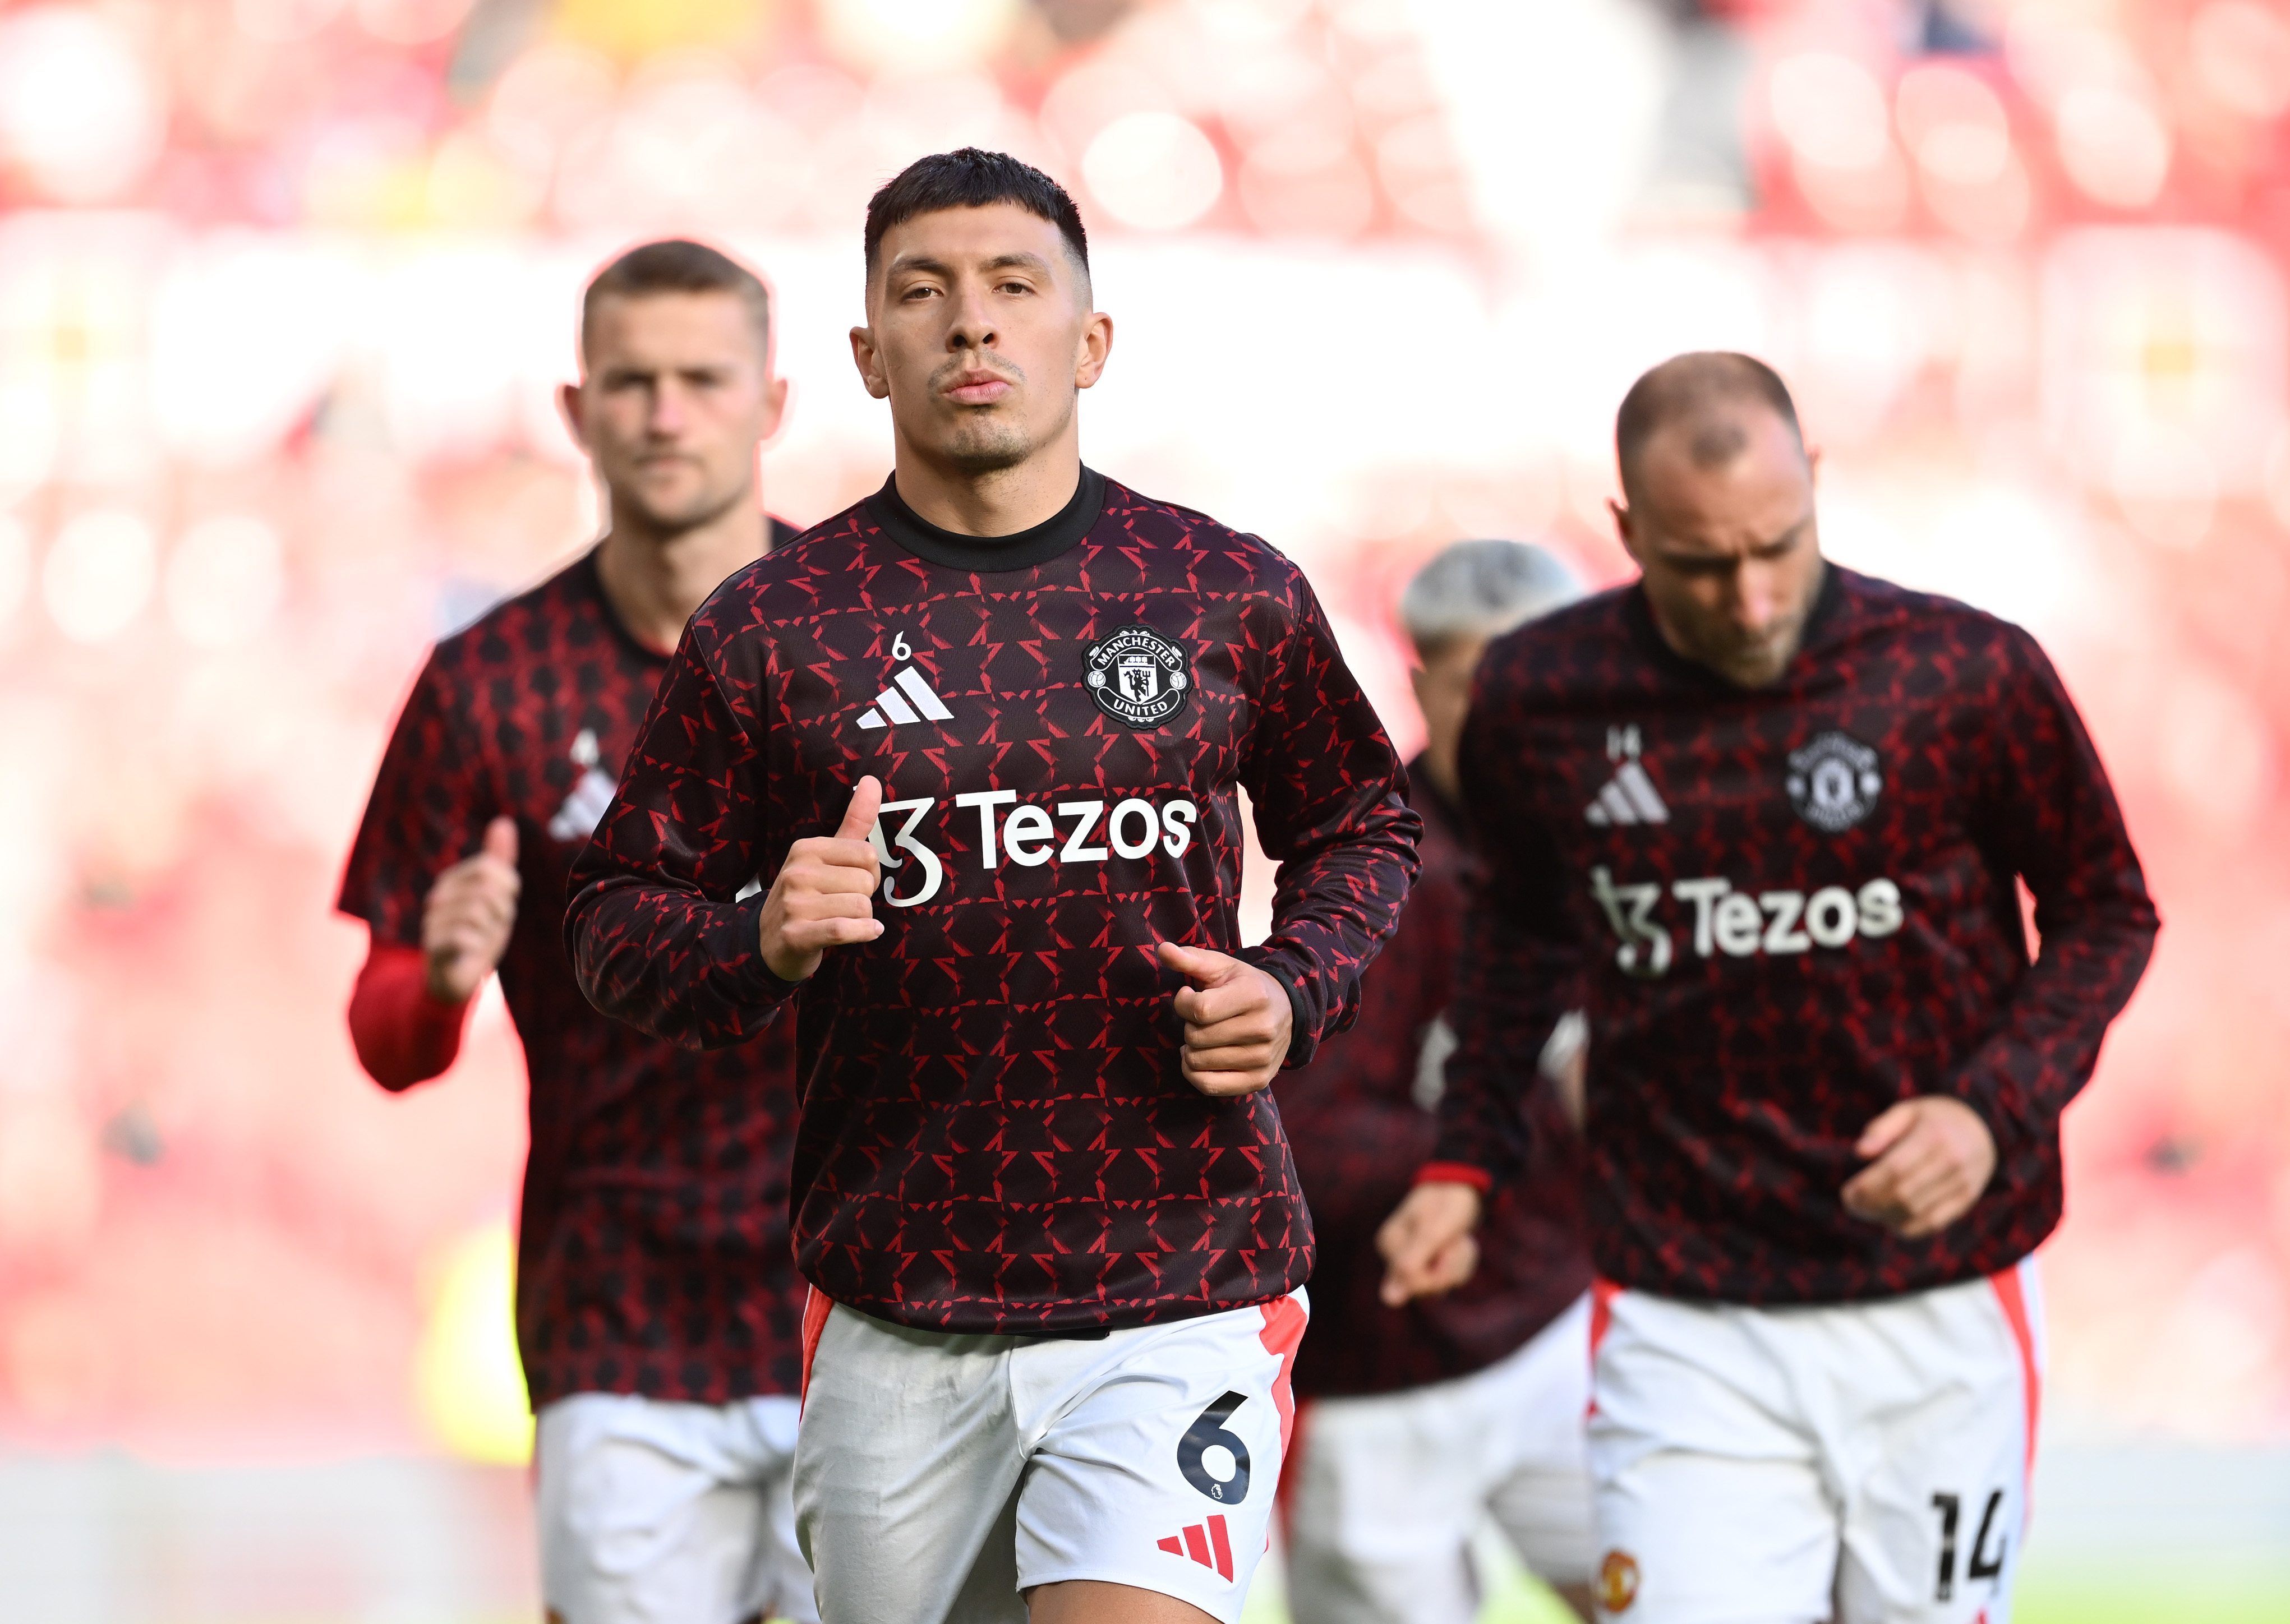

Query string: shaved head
[1616,352,1805,502]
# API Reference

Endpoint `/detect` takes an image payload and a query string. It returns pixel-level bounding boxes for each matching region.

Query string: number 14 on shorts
[1930,1489,2006,1602]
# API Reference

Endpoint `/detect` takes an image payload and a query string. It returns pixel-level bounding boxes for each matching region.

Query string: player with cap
[1274,538,1598,1624]
[1379,353,2158,1624]
[340,241,815,1624]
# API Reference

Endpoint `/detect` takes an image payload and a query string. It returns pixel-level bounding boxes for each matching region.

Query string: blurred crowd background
[2,0,2289,1618]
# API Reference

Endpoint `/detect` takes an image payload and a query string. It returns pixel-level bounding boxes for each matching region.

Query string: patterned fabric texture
[1274,762,1591,1397]
[567,472,1422,1335]
[340,541,809,1406]
[1433,564,2159,1304]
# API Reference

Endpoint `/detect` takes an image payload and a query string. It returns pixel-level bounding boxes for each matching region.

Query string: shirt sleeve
[1236,572,1423,1064]
[347,937,472,1090]
[564,626,796,1051]
[1946,629,2159,1156]
[339,654,495,948]
[1424,670,1587,1192]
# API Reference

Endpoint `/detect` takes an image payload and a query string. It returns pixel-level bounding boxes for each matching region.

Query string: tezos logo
[1786,731,1882,832]
[1084,624,1191,730]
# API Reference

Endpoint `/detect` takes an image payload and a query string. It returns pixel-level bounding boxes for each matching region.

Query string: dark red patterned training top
[340,539,810,1406]
[1432,564,2158,1305]
[1274,763,1591,1397]
[566,471,1421,1335]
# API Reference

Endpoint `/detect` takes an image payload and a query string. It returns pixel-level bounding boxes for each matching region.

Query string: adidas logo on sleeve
[856,666,954,731]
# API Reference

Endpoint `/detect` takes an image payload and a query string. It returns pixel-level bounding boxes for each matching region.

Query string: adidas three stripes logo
[856,666,954,731]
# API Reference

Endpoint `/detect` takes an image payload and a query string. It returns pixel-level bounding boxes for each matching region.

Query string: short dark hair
[863,148,1090,284]
[582,239,771,366]
[1615,352,1804,497]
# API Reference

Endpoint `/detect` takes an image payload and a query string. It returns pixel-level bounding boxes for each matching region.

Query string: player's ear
[849,325,890,401]
[558,381,588,452]
[1609,496,1641,561]
[758,374,792,445]
[1075,310,1113,391]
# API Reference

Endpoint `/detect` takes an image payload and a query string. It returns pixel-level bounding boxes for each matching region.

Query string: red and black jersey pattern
[1433,565,2159,1305]
[339,539,809,1406]
[566,472,1421,1336]
[1274,764,1589,1397]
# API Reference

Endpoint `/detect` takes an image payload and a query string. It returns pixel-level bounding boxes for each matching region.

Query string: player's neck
[595,500,770,656]
[891,428,1082,538]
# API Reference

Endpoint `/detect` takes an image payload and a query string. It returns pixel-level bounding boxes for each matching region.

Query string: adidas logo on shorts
[1156,1512,1234,1581]
[856,666,953,731]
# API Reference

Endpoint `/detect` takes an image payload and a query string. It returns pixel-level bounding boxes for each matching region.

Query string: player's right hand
[1375,1179,1484,1305]
[422,816,521,1004]
[758,775,886,982]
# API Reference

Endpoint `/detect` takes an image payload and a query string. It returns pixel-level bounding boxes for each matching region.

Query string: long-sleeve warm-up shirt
[1431,564,2158,1304]
[566,469,1421,1336]
[340,539,809,1406]
[1274,762,1590,1396]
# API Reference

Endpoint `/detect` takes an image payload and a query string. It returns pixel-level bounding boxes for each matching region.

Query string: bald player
[1379,353,2157,1624]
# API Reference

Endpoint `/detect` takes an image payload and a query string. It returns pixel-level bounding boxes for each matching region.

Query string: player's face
[1408,631,1489,800]
[852,204,1111,478]
[1612,409,1822,689]
[564,290,786,538]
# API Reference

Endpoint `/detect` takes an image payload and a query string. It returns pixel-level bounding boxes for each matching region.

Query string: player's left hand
[1157,943,1292,1097]
[1841,1095,1998,1239]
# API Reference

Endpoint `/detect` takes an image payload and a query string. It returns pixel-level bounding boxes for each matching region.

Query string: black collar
[867,467,1106,573]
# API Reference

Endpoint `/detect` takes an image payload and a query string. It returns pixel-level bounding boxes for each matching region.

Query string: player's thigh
[792,1304,1029,1624]
[1831,1269,2040,1624]
[1592,1447,1836,1624]
[1013,1292,1305,1624]
[1485,1295,1598,1589]
[729,1395,817,1624]
[536,1393,775,1624]
[1281,1390,1487,1624]
[1588,1291,1833,1623]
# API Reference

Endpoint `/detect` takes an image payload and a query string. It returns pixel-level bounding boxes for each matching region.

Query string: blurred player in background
[1273,539,1597,1624]
[338,241,815,1624]
[565,149,1421,1624]
[1380,353,2158,1624]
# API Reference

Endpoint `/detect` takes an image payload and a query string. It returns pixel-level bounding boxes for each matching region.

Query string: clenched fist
[1156,943,1293,1097]
[423,816,520,1004]
[758,776,887,982]
[1841,1095,1998,1239]
[1376,1179,1483,1305]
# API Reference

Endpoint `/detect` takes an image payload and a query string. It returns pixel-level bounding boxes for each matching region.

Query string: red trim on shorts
[1274,1397,1313,1548]
[799,1288,833,1412]
[1586,1279,1621,1416]
[1257,1294,1307,1468]
[1989,1264,2042,1481]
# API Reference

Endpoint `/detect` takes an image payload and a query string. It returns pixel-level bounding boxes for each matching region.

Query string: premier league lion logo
[1082,624,1193,731]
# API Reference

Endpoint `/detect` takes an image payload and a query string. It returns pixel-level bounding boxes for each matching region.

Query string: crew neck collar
[867,467,1106,573]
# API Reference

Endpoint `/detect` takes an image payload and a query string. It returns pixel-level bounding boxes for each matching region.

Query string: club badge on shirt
[1786,731,1883,832]
[1082,624,1192,730]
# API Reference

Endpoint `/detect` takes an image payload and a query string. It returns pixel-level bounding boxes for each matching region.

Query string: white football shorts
[1587,1260,2044,1624]
[1282,1291,1597,1624]
[537,1390,818,1624]
[794,1288,1308,1624]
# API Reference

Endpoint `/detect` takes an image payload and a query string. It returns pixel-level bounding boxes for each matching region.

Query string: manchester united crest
[1786,730,1883,833]
[1082,623,1192,730]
